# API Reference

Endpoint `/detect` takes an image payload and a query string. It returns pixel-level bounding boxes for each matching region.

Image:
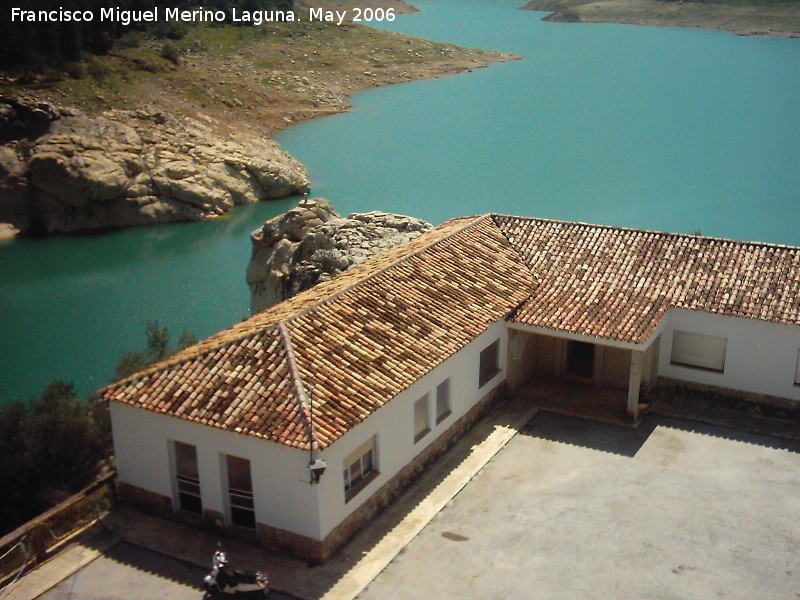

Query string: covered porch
[506,325,661,425]
[514,378,641,426]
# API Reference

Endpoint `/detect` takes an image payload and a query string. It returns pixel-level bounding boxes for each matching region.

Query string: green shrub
[160,42,181,65]
[87,59,111,82]
[116,31,146,50]
[41,68,64,83]
[0,320,196,536]
[0,383,112,535]
[65,62,88,79]
[153,20,189,41]
[114,321,194,380]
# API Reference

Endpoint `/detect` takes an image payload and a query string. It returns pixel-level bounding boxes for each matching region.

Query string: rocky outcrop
[0,97,309,236]
[247,198,432,314]
[0,97,59,144]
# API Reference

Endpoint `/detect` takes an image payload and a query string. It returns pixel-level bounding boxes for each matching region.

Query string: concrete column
[628,349,644,420]
[554,339,566,377]
[594,345,605,386]
[506,329,525,391]
[649,336,661,386]
[641,345,652,385]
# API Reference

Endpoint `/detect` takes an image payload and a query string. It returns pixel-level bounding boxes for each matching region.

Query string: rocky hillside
[247,198,431,313]
[0,8,517,238]
[0,96,309,236]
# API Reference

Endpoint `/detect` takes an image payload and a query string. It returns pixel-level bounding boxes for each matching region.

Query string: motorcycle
[204,543,270,596]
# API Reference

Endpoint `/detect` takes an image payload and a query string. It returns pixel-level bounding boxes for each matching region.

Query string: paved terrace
[4,395,539,600]
[4,387,799,599]
[362,411,800,599]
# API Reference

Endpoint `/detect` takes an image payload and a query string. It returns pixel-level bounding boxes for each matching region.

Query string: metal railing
[0,470,117,589]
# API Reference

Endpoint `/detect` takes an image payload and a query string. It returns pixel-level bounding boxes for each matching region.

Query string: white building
[103,214,800,560]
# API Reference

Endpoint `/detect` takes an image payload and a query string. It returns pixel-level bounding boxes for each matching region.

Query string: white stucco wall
[312,321,509,539]
[110,402,321,539]
[658,308,800,401]
[112,320,509,542]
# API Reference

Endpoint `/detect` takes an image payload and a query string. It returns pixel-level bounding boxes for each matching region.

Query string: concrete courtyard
[7,407,798,600]
[37,542,290,600]
[39,542,207,600]
[361,412,800,599]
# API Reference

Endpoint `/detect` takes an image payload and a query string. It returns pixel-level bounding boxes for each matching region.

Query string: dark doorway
[174,441,202,515]
[567,341,595,379]
[227,455,256,529]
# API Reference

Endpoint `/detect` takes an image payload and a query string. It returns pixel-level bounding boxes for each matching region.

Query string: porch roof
[493,215,800,344]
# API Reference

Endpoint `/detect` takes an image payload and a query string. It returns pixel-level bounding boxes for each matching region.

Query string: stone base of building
[204,508,225,529]
[116,481,173,514]
[319,382,505,561]
[652,377,800,421]
[256,522,322,561]
[116,481,255,540]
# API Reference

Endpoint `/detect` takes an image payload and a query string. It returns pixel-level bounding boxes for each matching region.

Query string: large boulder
[248,198,432,314]
[0,97,310,235]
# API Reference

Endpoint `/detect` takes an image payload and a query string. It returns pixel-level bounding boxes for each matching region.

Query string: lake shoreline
[522,0,800,39]
[1,0,798,406]
[0,0,519,238]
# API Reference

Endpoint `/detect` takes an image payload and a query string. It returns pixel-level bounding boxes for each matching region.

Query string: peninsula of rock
[247,198,431,313]
[0,97,309,235]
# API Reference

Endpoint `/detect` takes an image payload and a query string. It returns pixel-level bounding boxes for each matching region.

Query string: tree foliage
[0,321,196,535]
[0,383,111,534]
[1,0,295,70]
[114,320,195,380]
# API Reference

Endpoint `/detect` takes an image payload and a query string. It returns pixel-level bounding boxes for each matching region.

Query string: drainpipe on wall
[307,386,327,484]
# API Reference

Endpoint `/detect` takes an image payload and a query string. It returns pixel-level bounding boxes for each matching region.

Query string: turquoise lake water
[1,0,799,403]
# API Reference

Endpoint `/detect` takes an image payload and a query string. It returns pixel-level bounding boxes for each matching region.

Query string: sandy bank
[523,0,800,38]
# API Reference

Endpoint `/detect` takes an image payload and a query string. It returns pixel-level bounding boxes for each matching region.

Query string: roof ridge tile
[277,322,313,452]
[283,214,492,325]
[491,213,800,251]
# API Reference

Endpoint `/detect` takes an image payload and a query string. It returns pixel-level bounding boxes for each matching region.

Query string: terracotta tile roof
[493,215,800,344]
[103,212,800,449]
[101,215,533,450]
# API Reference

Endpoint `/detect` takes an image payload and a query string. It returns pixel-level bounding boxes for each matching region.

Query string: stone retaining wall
[653,377,800,420]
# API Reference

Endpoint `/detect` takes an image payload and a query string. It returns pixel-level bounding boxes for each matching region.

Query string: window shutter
[670,330,727,372]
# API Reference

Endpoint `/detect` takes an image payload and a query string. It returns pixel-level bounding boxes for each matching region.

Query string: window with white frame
[414,394,430,443]
[479,339,501,387]
[795,350,800,385]
[344,437,377,502]
[436,378,452,425]
[173,441,202,515]
[670,330,727,372]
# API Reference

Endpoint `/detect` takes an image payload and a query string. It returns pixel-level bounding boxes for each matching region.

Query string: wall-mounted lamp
[308,458,327,484]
